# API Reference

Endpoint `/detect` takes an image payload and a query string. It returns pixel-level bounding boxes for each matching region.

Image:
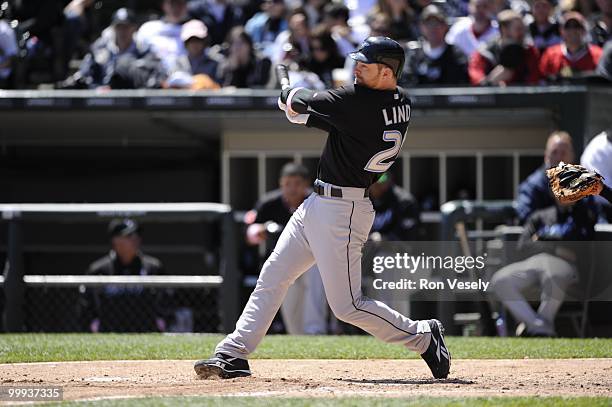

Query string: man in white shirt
[0,19,18,87]
[446,0,499,58]
[136,0,190,72]
[581,129,612,221]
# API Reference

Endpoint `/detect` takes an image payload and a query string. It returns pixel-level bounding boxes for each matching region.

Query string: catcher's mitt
[546,162,604,204]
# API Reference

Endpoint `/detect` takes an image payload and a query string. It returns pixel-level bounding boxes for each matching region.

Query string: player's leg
[490,254,555,336]
[280,272,307,334]
[536,254,578,330]
[195,197,316,378]
[304,196,435,353]
[301,265,328,334]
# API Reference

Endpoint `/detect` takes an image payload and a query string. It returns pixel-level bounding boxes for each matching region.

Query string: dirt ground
[1,359,611,402]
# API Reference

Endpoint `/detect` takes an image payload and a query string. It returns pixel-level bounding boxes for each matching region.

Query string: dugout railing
[0,203,240,333]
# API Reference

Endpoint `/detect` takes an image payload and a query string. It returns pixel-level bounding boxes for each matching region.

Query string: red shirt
[468,44,541,85]
[539,44,602,79]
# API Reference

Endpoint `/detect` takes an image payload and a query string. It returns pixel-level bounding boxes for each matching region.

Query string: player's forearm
[281,87,315,114]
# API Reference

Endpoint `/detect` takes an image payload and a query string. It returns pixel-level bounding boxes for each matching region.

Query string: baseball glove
[546,162,604,204]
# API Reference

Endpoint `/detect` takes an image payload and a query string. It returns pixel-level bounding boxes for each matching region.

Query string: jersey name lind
[382,104,411,126]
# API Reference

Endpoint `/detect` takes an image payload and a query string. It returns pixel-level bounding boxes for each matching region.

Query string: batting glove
[286,109,309,125]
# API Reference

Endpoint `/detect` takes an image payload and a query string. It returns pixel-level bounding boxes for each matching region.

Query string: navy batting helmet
[349,36,405,78]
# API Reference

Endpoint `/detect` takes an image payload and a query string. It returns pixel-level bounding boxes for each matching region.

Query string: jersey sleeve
[289,87,349,130]
[306,114,335,132]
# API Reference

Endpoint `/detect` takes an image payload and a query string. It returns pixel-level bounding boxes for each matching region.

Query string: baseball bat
[276,64,290,90]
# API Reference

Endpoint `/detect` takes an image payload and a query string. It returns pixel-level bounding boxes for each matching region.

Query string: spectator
[8,0,66,86]
[446,0,499,58]
[245,0,288,56]
[368,173,421,241]
[136,0,190,72]
[370,0,419,41]
[597,39,612,80]
[445,0,471,18]
[218,26,272,88]
[490,197,598,337]
[321,2,360,56]
[590,0,612,45]
[581,129,612,222]
[280,46,327,89]
[0,18,18,88]
[529,0,562,54]
[62,0,96,68]
[491,0,532,16]
[79,219,171,333]
[272,8,311,64]
[63,8,145,89]
[367,12,394,37]
[401,5,469,86]
[166,19,223,89]
[302,0,329,28]
[469,10,540,85]
[539,12,603,82]
[188,0,245,46]
[305,25,345,87]
[346,0,380,26]
[516,131,575,224]
[245,163,328,335]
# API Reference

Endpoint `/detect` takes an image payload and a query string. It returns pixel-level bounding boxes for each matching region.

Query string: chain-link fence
[22,281,220,333]
[0,203,241,333]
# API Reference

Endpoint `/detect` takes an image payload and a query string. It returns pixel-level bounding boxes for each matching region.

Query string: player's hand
[247,223,268,245]
[285,109,309,125]
[277,97,287,112]
[369,232,383,242]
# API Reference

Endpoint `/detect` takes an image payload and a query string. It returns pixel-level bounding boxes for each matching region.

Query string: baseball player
[195,37,451,379]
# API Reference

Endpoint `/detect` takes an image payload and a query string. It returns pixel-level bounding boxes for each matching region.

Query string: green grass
[37,396,612,407]
[1,334,611,363]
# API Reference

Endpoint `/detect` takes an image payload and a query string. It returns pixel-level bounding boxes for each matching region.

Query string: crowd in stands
[0,0,610,90]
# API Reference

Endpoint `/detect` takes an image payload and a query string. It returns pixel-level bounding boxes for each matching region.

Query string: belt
[313,183,369,198]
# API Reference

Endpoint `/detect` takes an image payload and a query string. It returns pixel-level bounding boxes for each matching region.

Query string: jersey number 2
[364,130,405,172]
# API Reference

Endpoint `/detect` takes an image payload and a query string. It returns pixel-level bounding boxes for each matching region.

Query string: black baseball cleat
[420,319,451,379]
[194,353,251,379]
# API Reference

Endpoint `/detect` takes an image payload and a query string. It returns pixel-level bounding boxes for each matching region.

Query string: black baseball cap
[108,218,140,238]
[111,8,136,26]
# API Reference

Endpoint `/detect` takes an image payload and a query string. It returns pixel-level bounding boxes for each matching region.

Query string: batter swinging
[195,37,451,380]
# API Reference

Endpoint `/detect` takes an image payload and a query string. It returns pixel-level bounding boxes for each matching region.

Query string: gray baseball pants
[490,252,578,335]
[216,181,432,358]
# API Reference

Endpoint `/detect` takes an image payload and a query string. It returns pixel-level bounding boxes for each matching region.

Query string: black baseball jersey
[80,252,169,332]
[254,189,295,226]
[291,84,412,188]
[253,189,309,255]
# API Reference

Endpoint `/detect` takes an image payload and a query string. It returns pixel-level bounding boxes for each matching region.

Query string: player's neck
[365,79,397,91]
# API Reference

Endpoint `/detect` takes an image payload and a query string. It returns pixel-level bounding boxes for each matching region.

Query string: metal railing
[0,203,240,333]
